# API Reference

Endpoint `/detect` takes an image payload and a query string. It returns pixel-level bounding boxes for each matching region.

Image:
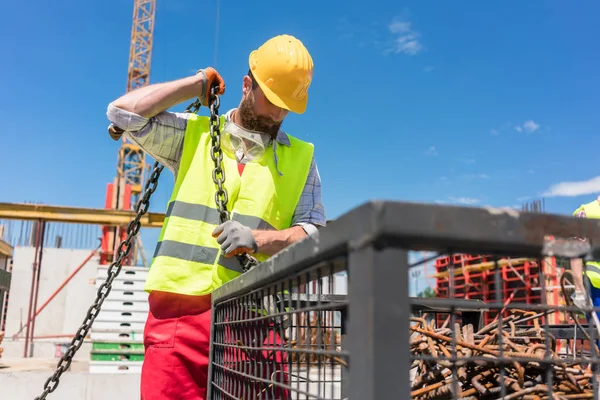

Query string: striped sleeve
[291,157,326,235]
[106,102,194,174]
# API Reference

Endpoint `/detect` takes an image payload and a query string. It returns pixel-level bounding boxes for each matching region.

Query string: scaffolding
[0,202,165,359]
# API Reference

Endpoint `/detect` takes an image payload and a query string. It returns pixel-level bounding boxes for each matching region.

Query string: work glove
[197,67,225,107]
[572,290,593,310]
[212,220,258,257]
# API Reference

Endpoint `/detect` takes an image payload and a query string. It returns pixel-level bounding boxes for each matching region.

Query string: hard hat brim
[253,74,308,115]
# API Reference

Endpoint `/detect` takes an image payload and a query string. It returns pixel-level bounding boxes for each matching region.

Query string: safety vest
[144,114,315,296]
[573,200,600,288]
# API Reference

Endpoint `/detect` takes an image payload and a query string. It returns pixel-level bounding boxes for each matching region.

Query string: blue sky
[1,1,599,271]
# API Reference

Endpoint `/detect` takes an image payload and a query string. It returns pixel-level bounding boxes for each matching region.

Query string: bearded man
[105,34,325,399]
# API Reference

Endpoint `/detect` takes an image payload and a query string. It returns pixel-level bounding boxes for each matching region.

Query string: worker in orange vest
[106,34,325,399]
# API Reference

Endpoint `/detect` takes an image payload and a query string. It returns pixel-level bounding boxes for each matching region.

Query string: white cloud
[448,196,481,205]
[523,120,540,132]
[425,146,438,156]
[490,129,500,135]
[462,173,490,181]
[515,120,540,133]
[543,176,600,197]
[384,17,423,55]
[389,20,412,34]
[423,66,435,72]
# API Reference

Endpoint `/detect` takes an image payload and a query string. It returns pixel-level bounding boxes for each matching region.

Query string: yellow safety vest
[144,114,315,296]
[573,200,600,288]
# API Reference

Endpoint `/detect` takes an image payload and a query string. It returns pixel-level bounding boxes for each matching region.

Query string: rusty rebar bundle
[410,310,598,400]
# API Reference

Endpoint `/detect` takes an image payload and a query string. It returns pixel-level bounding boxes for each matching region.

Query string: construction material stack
[89,265,148,374]
[432,253,567,326]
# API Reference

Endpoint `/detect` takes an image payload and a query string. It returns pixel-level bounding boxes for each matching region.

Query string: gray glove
[572,290,593,310]
[212,220,258,257]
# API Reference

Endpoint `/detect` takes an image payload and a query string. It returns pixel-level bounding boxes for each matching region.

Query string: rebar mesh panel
[209,201,600,399]
[210,257,348,399]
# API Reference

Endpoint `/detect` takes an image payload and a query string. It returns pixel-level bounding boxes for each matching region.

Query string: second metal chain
[34,162,164,400]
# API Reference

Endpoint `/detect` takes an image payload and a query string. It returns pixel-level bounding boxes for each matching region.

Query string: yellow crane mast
[117,0,156,203]
[104,0,156,266]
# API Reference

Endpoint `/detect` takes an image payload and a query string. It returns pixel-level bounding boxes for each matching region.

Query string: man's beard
[238,96,282,138]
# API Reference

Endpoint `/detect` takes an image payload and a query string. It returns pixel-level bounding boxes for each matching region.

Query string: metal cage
[208,200,600,399]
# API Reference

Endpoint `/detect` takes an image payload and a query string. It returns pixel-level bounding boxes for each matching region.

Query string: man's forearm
[253,226,307,256]
[112,75,203,118]
[571,258,586,292]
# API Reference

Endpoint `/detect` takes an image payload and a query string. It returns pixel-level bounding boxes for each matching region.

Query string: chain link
[184,98,202,114]
[34,84,257,399]
[207,86,259,272]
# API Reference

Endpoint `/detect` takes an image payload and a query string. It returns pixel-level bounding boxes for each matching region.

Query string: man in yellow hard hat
[106,34,324,400]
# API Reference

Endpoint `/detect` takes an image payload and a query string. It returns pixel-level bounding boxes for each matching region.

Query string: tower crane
[103,0,156,267]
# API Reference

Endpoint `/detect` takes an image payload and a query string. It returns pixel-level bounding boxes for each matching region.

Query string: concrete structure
[3,247,101,359]
[0,247,145,399]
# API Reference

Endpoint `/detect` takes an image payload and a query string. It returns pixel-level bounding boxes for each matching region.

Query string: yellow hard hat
[249,35,314,114]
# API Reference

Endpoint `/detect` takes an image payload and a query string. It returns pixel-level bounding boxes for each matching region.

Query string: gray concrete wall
[0,371,140,400]
[4,247,100,357]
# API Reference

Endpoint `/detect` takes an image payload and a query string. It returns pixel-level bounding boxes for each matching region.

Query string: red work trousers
[140,290,290,400]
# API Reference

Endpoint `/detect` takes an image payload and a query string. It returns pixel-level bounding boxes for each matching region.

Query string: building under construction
[1,1,599,399]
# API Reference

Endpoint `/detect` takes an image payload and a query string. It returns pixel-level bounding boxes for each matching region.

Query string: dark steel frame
[208,200,600,399]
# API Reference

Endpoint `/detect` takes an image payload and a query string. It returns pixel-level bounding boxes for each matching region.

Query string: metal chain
[34,84,256,400]
[34,162,164,400]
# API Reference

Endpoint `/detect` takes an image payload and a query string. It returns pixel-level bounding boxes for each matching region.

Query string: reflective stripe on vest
[152,240,245,273]
[144,114,315,296]
[165,200,276,230]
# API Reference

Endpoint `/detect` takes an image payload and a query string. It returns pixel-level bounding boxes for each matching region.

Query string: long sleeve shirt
[106,103,326,235]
